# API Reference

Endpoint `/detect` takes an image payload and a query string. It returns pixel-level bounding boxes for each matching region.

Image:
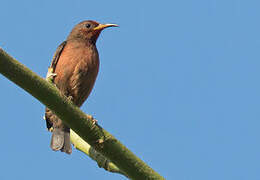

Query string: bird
[44,20,118,154]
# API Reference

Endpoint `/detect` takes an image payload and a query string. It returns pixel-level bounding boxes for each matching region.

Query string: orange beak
[93,23,119,31]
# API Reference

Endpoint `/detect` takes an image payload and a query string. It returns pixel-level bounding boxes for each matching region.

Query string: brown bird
[45,20,118,154]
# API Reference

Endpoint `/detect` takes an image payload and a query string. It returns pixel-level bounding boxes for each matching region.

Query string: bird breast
[54,40,100,106]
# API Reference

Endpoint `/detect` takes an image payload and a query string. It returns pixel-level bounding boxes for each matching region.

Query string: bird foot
[46,67,57,81]
[86,115,97,125]
[92,118,98,125]
[67,96,73,102]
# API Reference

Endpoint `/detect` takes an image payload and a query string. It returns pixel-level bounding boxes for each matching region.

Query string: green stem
[70,130,127,176]
[0,48,165,180]
[47,67,126,176]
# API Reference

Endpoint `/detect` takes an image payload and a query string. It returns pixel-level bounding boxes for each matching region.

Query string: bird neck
[67,30,100,44]
[67,37,96,47]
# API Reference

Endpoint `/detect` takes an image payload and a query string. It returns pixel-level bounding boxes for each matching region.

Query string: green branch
[46,66,126,176]
[70,130,126,176]
[0,48,165,180]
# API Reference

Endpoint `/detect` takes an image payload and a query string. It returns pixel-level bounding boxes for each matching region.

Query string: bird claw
[46,68,57,81]
[46,72,57,79]
[92,119,98,125]
[67,96,73,102]
[86,115,97,125]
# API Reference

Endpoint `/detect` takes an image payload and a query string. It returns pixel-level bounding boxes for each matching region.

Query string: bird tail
[50,127,72,154]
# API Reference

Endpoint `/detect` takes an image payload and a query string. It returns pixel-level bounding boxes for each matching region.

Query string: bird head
[68,20,118,43]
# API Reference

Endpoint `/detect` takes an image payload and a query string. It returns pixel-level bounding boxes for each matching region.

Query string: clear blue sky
[0,0,259,179]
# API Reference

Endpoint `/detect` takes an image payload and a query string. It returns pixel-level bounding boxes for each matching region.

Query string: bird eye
[85,23,91,28]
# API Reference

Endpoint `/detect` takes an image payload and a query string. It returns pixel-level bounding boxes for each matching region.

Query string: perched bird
[45,20,118,154]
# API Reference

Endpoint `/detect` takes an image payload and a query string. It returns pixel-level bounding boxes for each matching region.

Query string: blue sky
[0,0,260,179]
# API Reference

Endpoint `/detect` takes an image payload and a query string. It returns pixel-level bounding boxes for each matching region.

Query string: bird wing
[49,41,67,72]
[45,41,67,130]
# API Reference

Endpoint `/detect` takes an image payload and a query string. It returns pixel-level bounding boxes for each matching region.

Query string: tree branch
[46,66,127,176]
[70,130,127,176]
[0,48,165,180]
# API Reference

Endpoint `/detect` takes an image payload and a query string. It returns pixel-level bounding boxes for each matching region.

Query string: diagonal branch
[0,48,165,180]
[46,66,127,176]
[70,130,127,176]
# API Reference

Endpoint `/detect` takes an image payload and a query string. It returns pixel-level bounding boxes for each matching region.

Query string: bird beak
[93,23,118,31]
